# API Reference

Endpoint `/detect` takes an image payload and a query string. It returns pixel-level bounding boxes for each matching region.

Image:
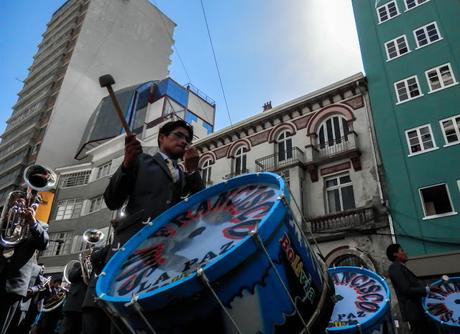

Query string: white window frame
[425,63,457,93]
[394,75,423,104]
[439,114,460,147]
[60,170,91,188]
[200,159,212,185]
[405,124,438,156]
[413,21,442,49]
[96,161,112,179]
[376,1,400,24]
[42,232,73,257]
[55,198,83,221]
[385,35,410,61]
[324,173,356,213]
[404,0,429,11]
[88,195,105,214]
[419,183,457,220]
[277,131,293,162]
[233,146,248,175]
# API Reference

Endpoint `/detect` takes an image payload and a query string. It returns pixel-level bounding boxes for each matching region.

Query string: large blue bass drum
[326,266,392,334]
[424,276,460,334]
[96,172,335,333]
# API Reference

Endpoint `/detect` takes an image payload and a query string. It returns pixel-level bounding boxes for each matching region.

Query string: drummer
[386,244,440,334]
[104,120,205,254]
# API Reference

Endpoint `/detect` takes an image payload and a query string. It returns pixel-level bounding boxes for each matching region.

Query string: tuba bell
[79,228,105,284]
[0,164,56,258]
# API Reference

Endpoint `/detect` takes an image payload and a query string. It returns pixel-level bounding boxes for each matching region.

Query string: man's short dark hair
[157,120,193,146]
[386,243,401,262]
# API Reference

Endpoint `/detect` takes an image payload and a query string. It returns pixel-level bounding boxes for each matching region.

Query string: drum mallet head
[99,74,115,88]
[98,74,132,136]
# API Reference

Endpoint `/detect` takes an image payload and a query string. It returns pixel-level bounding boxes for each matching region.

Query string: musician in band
[0,205,49,334]
[386,244,440,334]
[104,120,204,252]
[61,262,87,334]
[35,277,65,334]
[15,262,47,334]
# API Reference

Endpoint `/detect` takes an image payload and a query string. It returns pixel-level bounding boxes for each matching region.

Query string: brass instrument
[80,228,105,284]
[41,285,67,312]
[0,164,56,258]
[63,260,81,284]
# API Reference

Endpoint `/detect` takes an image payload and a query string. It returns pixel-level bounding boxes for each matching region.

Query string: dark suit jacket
[82,245,110,309]
[63,265,87,313]
[0,221,49,297]
[104,152,204,248]
[19,263,42,312]
[388,261,427,322]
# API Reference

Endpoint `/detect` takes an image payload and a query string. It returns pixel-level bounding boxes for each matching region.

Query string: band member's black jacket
[0,221,49,297]
[63,265,87,313]
[82,245,110,309]
[104,152,204,250]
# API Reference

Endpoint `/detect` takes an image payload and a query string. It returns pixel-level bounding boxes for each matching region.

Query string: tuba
[41,285,67,312]
[79,228,105,284]
[0,164,56,258]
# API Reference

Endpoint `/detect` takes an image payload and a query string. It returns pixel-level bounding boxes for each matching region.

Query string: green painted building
[351,0,460,276]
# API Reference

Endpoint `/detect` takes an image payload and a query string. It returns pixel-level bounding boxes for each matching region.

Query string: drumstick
[99,74,132,136]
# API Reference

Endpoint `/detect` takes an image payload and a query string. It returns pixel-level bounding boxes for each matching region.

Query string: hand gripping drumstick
[98,74,132,136]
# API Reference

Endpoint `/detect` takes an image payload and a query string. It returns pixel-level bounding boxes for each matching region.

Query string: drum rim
[326,266,391,332]
[96,172,287,303]
[423,276,460,329]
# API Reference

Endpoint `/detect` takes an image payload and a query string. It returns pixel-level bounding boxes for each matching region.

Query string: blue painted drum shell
[423,276,460,334]
[326,266,391,334]
[96,172,330,333]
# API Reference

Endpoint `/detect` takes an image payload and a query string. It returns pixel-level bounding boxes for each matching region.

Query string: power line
[199,0,233,126]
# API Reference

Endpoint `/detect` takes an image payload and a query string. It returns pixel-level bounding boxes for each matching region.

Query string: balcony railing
[307,206,375,234]
[224,168,251,179]
[255,147,305,172]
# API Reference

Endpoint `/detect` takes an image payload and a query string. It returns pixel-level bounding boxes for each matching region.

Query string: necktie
[166,159,179,183]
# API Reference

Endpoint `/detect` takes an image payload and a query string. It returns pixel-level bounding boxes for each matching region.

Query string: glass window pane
[421,185,453,216]
[341,186,356,211]
[327,190,341,213]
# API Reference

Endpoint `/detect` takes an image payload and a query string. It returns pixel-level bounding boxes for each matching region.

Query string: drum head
[326,266,390,333]
[424,277,460,332]
[97,172,287,307]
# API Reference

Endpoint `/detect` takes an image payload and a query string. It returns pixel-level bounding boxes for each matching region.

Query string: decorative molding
[320,161,351,176]
[248,130,270,146]
[306,163,319,182]
[343,95,364,110]
[268,122,296,143]
[293,114,312,130]
[199,151,216,165]
[227,139,251,158]
[214,145,229,160]
[350,151,362,171]
[306,103,355,136]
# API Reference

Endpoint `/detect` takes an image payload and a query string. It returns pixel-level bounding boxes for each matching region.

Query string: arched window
[233,146,247,175]
[277,131,293,162]
[201,159,212,185]
[317,116,349,149]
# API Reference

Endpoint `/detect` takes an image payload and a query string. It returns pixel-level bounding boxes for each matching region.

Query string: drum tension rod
[196,268,243,334]
[249,229,311,334]
[125,294,158,334]
[94,294,136,334]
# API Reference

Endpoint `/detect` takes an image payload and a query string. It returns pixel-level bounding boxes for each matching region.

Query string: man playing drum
[386,244,440,334]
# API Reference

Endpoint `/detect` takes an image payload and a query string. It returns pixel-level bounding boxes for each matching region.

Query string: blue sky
[0,0,363,134]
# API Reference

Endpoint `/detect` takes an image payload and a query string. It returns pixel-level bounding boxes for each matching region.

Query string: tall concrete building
[352,0,460,277]
[0,0,175,203]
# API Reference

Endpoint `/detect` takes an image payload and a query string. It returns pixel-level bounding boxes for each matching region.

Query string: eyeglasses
[170,131,191,143]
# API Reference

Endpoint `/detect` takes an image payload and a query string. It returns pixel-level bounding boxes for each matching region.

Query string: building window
[318,116,350,150]
[405,125,437,155]
[55,199,83,220]
[394,76,422,103]
[88,195,105,214]
[201,159,212,185]
[97,161,112,179]
[325,174,356,213]
[425,63,457,93]
[385,35,410,60]
[419,184,456,218]
[413,22,441,48]
[405,0,428,10]
[440,114,460,145]
[42,232,73,256]
[60,170,91,188]
[277,131,293,162]
[377,1,399,23]
[233,146,248,175]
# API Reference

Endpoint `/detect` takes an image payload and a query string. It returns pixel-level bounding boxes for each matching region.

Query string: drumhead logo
[111,184,279,297]
[425,281,460,325]
[328,270,387,328]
